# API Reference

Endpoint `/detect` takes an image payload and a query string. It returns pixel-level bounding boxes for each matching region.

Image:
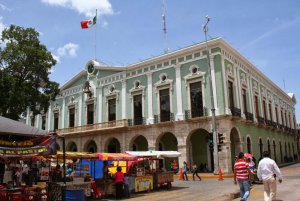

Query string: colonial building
[26,38,300,173]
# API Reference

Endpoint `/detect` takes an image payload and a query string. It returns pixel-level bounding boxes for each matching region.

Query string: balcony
[57,119,128,135]
[128,117,146,126]
[266,120,272,127]
[245,112,254,122]
[154,112,174,123]
[257,116,265,125]
[184,108,207,120]
[231,107,241,117]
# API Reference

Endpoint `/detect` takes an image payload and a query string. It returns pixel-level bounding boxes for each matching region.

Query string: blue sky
[1,0,300,121]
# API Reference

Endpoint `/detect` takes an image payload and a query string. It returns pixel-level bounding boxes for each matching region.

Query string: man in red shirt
[234,152,251,201]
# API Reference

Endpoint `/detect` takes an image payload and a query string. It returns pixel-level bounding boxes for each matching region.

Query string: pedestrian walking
[234,152,251,201]
[192,163,201,181]
[182,161,188,181]
[257,151,282,201]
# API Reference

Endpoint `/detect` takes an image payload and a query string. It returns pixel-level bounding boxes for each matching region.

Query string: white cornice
[218,39,294,104]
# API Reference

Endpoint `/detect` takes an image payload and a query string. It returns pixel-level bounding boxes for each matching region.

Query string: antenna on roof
[283,79,286,91]
[162,0,169,53]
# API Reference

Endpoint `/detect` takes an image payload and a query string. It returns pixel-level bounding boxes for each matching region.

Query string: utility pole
[202,16,219,174]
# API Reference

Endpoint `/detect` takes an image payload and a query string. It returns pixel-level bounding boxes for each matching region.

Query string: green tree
[0,25,59,120]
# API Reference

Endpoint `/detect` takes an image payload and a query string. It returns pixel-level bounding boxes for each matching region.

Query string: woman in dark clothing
[115,166,124,200]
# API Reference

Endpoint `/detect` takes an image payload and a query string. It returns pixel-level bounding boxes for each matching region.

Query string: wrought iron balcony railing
[154,112,174,123]
[266,120,272,127]
[57,119,128,135]
[257,116,265,125]
[184,108,207,120]
[128,117,146,126]
[231,107,241,117]
[245,112,254,121]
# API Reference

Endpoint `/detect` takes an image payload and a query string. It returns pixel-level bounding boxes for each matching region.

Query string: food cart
[125,151,181,191]
[47,151,98,201]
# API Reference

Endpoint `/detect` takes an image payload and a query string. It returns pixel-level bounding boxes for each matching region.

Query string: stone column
[177,145,187,169]
[147,72,154,124]
[121,80,127,120]
[174,64,184,120]
[221,57,230,114]
[26,107,30,125]
[47,106,51,131]
[233,66,240,109]
[97,86,103,123]
[61,98,65,129]
[210,56,219,115]
[78,93,83,126]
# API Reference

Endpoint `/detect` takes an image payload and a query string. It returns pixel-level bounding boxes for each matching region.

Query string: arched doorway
[230,127,242,171]
[130,135,148,151]
[259,138,263,158]
[156,132,178,170]
[106,138,121,153]
[273,140,277,162]
[84,140,97,153]
[246,137,252,154]
[186,129,212,172]
[66,141,77,152]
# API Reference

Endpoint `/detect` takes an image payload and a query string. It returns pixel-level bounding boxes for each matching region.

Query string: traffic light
[218,133,224,144]
[218,144,222,152]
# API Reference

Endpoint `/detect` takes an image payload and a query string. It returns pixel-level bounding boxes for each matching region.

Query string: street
[100,163,300,201]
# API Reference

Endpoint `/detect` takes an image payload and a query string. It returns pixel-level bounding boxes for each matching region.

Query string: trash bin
[66,189,85,201]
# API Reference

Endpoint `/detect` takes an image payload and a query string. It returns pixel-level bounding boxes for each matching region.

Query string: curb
[174,173,234,179]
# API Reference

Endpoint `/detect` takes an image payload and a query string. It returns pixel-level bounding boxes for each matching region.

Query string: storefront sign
[0,136,56,157]
[135,176,153,192]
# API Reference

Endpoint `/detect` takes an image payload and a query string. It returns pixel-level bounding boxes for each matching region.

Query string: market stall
[125,151,181,191]
[0,116,55,201]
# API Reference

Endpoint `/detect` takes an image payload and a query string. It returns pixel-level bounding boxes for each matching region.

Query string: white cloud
[57,43,79,57]
[41,0,113,18]
[0,3,11,11]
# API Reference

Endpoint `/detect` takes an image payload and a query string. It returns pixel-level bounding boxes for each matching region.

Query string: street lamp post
[62,135,66,201]
[202,16,219,174]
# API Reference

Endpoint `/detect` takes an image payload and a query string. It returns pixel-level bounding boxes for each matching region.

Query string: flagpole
[94,9,97,61]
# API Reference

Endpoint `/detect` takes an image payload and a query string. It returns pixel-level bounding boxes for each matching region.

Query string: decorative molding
[129,80,145,98]
[105,87,119,103]
[154,73,173,93]
[240,72,247,87]
[53,103,60,113]
[226,63,234,79]
[184,68,206,87]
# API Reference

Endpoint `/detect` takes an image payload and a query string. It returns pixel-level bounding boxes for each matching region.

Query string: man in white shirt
[257,151,282,201]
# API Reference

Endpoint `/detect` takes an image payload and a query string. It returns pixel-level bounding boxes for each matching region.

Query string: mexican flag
[81,15,97,29]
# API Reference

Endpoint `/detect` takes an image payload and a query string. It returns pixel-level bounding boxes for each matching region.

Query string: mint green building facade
[26,38,299,173]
